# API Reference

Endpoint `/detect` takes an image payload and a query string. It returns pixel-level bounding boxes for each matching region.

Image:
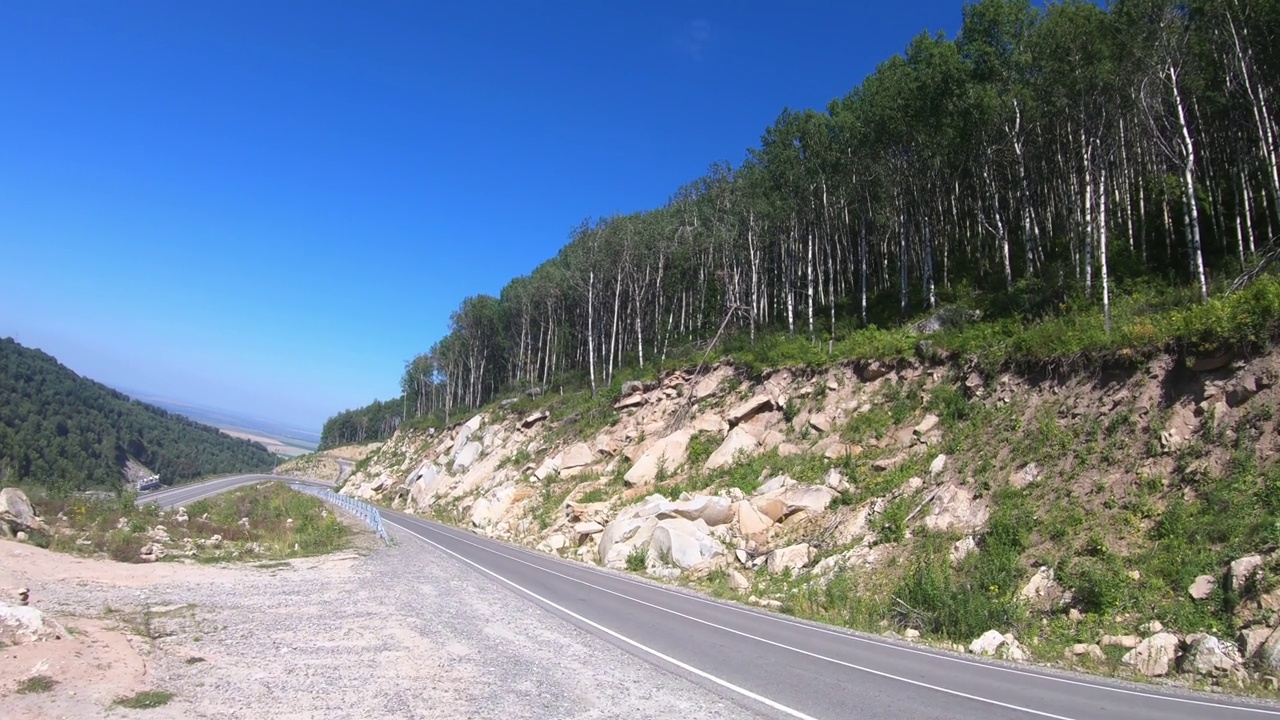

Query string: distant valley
[119,393,320,458]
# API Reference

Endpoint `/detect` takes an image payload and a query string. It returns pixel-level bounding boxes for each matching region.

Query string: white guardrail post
[290,484,390,543]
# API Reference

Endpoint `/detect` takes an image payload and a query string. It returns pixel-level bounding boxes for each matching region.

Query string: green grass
[685,273,1280,376]
[16,675,58,694]
[577,487,609,504]
[114,690,174,709]
[893,487,1034,641]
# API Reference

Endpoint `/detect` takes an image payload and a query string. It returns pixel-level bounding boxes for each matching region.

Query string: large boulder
[726,394,775,426]
[559,443,596,476]
[751,484,837,522]
[766,543,814,573]
[734,500,774,537]
[572,521,605,545]
[452,441,482,471]
[624,429,692,486]
[1254,627,1280,670]
[658,496,734,527]
[1180,634,1243,678]
[648,518,725,570]
[598,516,660,567]
[1229,554,1264,592]
[1121,632,1181,677]
[969,630,1006,656]
[704,427,759,470]
[0,488,49,535]
[0,600,64,645]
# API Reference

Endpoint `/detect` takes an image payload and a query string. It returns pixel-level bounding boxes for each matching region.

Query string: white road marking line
[412,515,1280,717]
[392,522,820,720]
[389,516,1075,720]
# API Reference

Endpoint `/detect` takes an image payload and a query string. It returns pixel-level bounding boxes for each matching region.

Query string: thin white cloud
[674,19,714,62]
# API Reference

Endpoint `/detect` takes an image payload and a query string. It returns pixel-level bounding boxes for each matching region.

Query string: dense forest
[323,0,1280,448]
[0,338,278,492]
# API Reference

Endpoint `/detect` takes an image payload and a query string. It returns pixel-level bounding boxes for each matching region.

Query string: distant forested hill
[0,338,277,491]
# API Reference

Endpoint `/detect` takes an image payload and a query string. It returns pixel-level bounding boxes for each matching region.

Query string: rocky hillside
[337,349,1280,691]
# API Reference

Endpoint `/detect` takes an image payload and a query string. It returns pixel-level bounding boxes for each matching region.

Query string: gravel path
[21,528,763,719]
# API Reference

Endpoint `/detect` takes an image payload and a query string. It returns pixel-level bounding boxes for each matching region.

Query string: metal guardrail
[290,484,390,543]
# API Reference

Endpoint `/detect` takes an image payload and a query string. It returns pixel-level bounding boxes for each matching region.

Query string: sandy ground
[1,529,760,720]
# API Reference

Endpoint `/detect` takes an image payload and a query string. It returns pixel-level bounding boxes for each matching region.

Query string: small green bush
[625,545,648,572]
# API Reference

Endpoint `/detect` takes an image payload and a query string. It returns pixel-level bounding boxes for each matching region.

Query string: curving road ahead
[147,474,1280,720]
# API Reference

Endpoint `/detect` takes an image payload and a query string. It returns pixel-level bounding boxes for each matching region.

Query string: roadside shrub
[625,545,648,572]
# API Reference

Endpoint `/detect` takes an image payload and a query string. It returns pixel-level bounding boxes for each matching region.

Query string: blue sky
[0,0,962,431]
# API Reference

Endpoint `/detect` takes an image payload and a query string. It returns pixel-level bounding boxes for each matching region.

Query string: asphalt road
[138,473,331,509]
[147,474,1280,720]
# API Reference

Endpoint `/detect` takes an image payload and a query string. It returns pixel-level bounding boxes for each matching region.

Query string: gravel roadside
[9,527,763,719]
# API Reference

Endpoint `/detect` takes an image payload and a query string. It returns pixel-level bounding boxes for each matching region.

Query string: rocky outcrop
[0,488,49,537]
[329,349,1280,691]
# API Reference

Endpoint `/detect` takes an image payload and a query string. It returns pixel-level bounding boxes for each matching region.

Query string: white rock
[648,518,725,569]
[752,484,837,522]
[624,429,692,486]
[545,534,568,551]
[704,426,759,470]
[726,394,775,426]
[914,414,940,436]
[1121,632,1180,676]
[922,484,989,532]
[658,496,734,527]
[969,629,1006,656]
[904,628,921,639]
[1188,574,1218,600]
[950,536,977,563]
[1181,634,1242,677]
[560,443,596,475]
[1100,634,1141,649]
[598,516,660,567]
[1139,620,1164,634]
[0,488,49,534]
[765,543,813,574]
[929,454,948,476]
[452,441,482,471]
[755,475,796,496]
[572,521,605,545]
[0,600,64,645]
[728,569,750,591]
[734,500,774,537]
